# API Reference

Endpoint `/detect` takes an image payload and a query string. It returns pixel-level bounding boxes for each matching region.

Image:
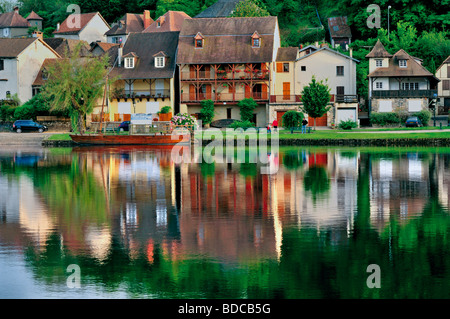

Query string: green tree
[301,76,331,130]
[281,110,304,132]
[41,44,111,134]
[238,98,257,122]
[199,99,215,125]
[229,0,269,17]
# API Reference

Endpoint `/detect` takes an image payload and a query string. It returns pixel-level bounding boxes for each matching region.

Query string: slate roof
[109,31,179,79]
[91,42,119,53]
[26,11,43,20]
[368,49,439,83]
[105,13,148,36]
[195,0,241,18]
[365,39,393,58]
[327,16,352,39]
[53,12,109,35]
[0,38,35,57]
[44,38,91,57]
[177,16,277,64]
[276,47,298,61]
[0,11,30,28]
[143,11,190,33]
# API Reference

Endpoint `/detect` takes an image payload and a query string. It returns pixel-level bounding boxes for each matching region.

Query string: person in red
[272,119,278,132]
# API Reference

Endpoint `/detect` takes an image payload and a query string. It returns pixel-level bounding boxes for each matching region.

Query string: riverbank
[37,129,450,147]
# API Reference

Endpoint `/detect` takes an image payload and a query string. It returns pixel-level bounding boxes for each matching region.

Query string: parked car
[405,117,422,127]
[12,120,48,133]
[118,121,130,132]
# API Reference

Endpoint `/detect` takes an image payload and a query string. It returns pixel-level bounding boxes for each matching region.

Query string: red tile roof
[0,38,35,57]
[105,13,149,36]
[0,11,30,28]
[327,16,352,39]
[143,11,191,33]
[366,39,393,58]
[53,12,109,35]
[26,11,43,20]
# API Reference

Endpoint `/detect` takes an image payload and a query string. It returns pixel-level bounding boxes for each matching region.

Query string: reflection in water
[0,146,449,298]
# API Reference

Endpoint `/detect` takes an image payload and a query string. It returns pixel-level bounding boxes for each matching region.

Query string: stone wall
[371,98,428,113]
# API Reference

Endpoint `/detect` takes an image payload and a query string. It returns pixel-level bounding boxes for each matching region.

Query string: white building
[0,38,60,103]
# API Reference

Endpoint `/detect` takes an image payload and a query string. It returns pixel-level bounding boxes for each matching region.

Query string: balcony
[180,70,270,81]
[334,94,358,103]
[110,89,171,101]
[181,92,269,103]
[372,90,437,99]
[270,95,302,103]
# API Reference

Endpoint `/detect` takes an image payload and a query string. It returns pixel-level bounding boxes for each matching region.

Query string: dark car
[118,121,130,132]
[405,117,422,127]
[12,120,48,133]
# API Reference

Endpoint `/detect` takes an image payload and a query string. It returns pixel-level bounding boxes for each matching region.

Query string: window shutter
[276,63,283,73]
[443,80,450,91]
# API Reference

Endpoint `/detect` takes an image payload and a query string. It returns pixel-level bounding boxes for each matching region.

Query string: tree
[281,110,304,132]
[199,99,215,125]
[229,0,269,17]
[42,44,111,134]
[301,76,331,130]
[238,98,257,122]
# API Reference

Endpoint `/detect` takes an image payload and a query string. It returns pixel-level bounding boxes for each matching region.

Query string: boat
[70,132,191,145]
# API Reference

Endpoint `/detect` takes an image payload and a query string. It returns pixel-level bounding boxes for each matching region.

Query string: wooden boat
[70,133,191,145]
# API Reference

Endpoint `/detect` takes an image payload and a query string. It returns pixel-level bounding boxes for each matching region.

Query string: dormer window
[399,59,407,68]
[157,20,161,28]
[251,31,261,48]
[124,57,134,69]
[155,56,165,68]
[375,59,383,67]
[194,32,204,49]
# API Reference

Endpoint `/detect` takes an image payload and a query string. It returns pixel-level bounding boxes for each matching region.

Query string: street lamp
[388,6,392,41]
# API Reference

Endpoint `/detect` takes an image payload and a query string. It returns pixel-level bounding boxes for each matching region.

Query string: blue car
[405,117,422,127]
[118,121,130,132]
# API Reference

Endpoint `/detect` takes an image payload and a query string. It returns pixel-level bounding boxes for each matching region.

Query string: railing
[181,92,269,102]
[180,70,270,81]
[335,94,358,103]
[270,95,302,103]
[111,89,171,99]
[372,90,437,98]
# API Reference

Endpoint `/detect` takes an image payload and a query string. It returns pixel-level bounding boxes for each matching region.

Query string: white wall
[0,58,18,100]
[79,13,109,43]
[295,49,357,95]
[17,40,60,103]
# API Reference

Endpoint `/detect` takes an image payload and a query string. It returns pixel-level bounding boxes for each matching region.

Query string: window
[0,59,3,71]
[124,57,134,69]
[375,59,383,67]
[195,39,203,48]
[376,82,383,89]
[399,59,407,68]
[155,56,165,68]
[42,69,48,80]
[443,80,450,90]
[402,82,419,90]
[157,21,161,28]
[336,66,344,76]
[301,66,306,71]
[283,63,289,72]
[252,37,260,48]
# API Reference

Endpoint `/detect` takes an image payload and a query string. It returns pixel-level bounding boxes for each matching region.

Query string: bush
[0,104,17,122]
[369,112,401,126]
[413,109,431,126]
[282,110,304,129]
[159,106,172,114]
[199,99,215,125]
[229,120,256,129]
[238,98,257,122]
[338,119,358,130]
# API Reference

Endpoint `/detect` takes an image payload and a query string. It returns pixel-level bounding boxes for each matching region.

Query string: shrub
[229,120,256,129]
[369,112,401,126]
[159,106,172,114]
[238,98,257,122]
[338,119,358,130]
[0,104,17,122]
[171,113,198,129]
[282,110,304,129]
[413,109,431,126]
[199,99,215,125]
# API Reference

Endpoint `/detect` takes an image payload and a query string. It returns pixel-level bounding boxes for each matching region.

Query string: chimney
[315,41,319,48]
[13,6,19,14]
[118,46,123,67]
[56,23,60,31]
[144,10,151,29]
[349,47,353,58]
[32,31,43,40]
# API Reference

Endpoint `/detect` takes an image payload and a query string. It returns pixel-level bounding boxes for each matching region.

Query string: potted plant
[158,106,172,121]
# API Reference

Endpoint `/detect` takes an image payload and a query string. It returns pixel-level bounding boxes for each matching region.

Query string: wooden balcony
[181,92,269,103]
[110,89,171,101]
[372,90,437,98]
[335,94,358,103]
[270,95,302,103]
[180,70,269,82]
